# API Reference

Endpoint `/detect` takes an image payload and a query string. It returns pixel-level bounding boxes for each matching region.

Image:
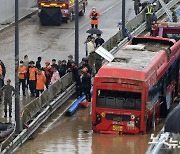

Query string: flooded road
[15,101,165,154]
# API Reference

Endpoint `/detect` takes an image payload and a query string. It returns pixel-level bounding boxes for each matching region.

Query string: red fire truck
[92,36,180,134]
[38,0,88,23]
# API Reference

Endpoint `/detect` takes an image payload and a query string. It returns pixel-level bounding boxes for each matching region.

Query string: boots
[9,112,12,118]
[4,112,7,117]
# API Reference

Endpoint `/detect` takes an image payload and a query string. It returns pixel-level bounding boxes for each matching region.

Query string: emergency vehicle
[38,0,88,24]
[92,36,180,134]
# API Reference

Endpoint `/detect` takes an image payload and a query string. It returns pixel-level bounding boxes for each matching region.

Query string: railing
[21,72,74,127]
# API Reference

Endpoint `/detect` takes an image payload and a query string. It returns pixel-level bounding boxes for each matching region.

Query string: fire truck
[92,36,180,134]
[38,0,88,25]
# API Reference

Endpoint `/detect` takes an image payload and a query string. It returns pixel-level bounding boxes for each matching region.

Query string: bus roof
[97,36,176,81]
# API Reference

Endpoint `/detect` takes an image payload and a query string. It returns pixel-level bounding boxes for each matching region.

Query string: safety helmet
[82,67,88,73]
[92,7,96,11]
[45,61,50,64]
[153,2,157,6]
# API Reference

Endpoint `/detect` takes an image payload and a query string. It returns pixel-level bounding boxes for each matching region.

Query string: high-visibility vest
[19,66,27,79]
[146,6,153,15]
[29,67,38,80]
[0,65,2,75]
[36,73,46,90]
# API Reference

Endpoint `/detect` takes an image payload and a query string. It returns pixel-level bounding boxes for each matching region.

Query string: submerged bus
[92,36,180,134]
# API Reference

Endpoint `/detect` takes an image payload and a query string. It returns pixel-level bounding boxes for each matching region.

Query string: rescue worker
[68,61,81,97]
[43,61,52,89]
[89,7,101,28]
[35,57,42,70]
[50,66,60,85]
[28,61,38,97]
[2,79,15,117]
[80,67,91,102]
[19,60,27,96]
[36,69,46,97]
[133,0,141,15]
[0,60,6,101]
[145,2,153,32]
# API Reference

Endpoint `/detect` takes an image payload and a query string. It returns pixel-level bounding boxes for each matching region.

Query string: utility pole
[15,0,21,133]
[122,0,126,39]
[75,0,79,65]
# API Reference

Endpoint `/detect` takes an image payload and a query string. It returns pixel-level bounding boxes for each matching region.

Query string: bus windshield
[96,89,141,110]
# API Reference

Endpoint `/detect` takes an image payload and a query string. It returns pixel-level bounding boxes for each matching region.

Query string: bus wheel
[66,12,73,23]
[79,4,85,16]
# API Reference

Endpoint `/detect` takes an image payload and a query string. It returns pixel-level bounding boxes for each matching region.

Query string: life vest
[44,65,52,77]
[146,6,153,15]
[29,67,37,80]
[89,11,100,25]
[36,73,46,90]
[18,66,27,79]
[0,65,2,75]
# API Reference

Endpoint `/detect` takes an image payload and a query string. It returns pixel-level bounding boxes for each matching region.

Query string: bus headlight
[135,116,140,129]
[95,113,102,125]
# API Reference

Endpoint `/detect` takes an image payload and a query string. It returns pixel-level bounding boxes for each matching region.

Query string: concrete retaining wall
[0,0,36,23]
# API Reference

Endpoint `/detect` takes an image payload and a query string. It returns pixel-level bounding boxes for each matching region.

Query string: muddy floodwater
[15,102,166,154]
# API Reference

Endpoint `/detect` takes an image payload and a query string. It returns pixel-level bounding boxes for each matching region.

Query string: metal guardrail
[21,72,74,127]
[1,0,179,153]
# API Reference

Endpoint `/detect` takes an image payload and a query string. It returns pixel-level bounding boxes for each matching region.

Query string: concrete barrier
[21,72,74,126]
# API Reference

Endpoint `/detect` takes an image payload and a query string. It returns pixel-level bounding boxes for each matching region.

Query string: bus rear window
[96,90,141,110]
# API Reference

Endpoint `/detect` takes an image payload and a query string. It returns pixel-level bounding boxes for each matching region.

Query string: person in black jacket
[79,57,92,75]
[68,61,81,97]
[0,60,6,101]
[67,55,74,70]
[80,67,91,102]
[35,57,42,69]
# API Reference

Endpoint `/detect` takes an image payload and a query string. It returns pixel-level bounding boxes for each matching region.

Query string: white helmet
[153,2,157,6]
[92,7,96,11]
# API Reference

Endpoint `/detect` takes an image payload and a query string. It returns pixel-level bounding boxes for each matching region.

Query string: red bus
[92,36,180,134]
[38,0,87,23]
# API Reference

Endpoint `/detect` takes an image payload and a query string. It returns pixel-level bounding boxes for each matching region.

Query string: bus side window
[97,96,106,107]
[116,97,125,109]
[124,98,135,109]
[106,97,116,108]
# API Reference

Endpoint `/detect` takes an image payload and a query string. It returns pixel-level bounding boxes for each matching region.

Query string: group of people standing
[18,55,74,97]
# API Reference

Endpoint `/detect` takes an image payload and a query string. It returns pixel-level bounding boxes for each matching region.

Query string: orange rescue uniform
[36,73,46,90]
[18,66,27,79]
[0,65,2,75]
[28,67,38,80]
[89,11,101,25]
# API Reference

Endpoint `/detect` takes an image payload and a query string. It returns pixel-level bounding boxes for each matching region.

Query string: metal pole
[75,0,79,65]
[122,0,126,39]
[15,0,21,133]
